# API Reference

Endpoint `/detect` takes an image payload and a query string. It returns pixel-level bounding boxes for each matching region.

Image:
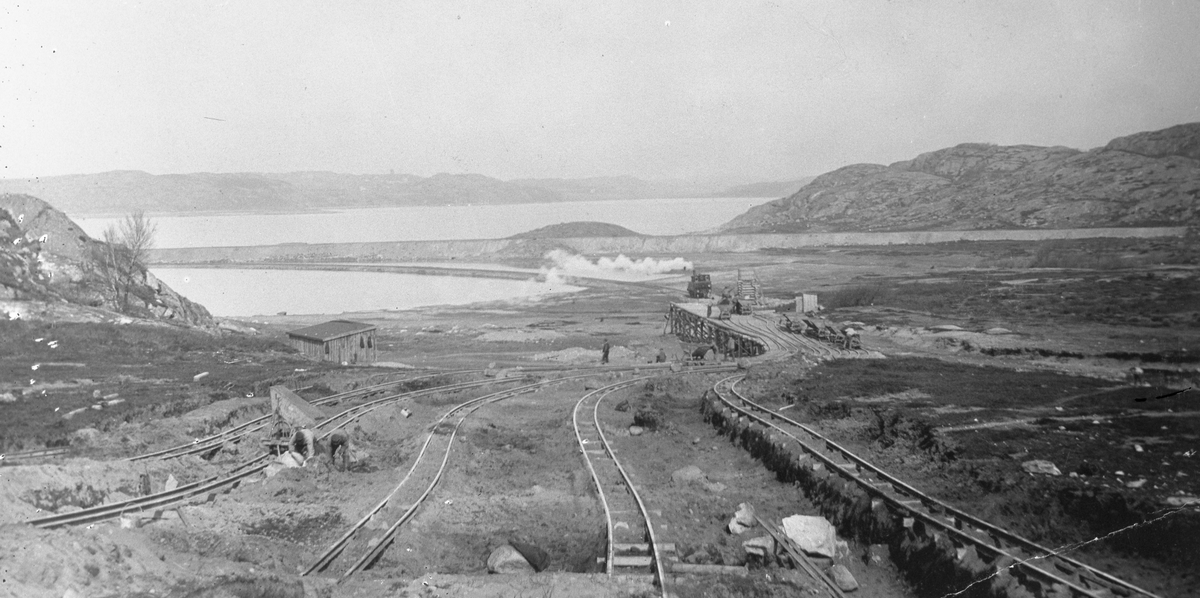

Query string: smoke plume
[540,249,692,282]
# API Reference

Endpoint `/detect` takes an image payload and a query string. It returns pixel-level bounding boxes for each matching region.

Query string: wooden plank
[612,556,653,567]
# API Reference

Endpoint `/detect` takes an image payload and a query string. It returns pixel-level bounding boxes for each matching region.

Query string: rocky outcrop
[0,193,213,327]
[1106,122,1200,161]
[510,221,644,239]
[720,123,1200,233]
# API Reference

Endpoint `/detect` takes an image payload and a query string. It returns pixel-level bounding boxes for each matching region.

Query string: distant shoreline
[148,226,1190,265]
[66,195,778,220]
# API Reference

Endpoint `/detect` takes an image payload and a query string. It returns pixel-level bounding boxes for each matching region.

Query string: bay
[75,196,775,249]
[151,267,583,317]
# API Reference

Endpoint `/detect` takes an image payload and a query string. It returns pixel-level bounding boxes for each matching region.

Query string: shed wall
[289,330,376,363]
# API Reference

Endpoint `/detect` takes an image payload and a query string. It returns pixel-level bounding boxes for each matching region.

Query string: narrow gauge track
[1,447,71,466]
[130,370,485,462]
[573,377,675,595]
[306,364,735,582]
[711,375,1163,598]
[24,376,523,530]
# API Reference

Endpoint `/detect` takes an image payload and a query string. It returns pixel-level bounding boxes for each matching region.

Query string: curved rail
[711,375,1163,598]
[309,363,736,580]
[332,382,544,578]
[130,370,482,462]
[573,378,671,594]
[309,369,655,578]
[25,376,516,529]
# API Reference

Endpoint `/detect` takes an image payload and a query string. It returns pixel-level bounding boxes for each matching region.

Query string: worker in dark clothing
[655,348,667,363]
[291,428,323,465]
[601,339,610,364]
[329,430,351,471]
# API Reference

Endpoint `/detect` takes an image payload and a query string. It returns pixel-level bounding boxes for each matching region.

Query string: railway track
[24,375,521,530]
[130,369,484,462]
[573,377,675,593]
[1,447,71,466]
[303,364,735,582]
[305,379,551,579]
[710,375,1164,598]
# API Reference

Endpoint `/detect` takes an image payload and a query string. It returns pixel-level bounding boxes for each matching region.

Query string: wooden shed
[287,320,377,364]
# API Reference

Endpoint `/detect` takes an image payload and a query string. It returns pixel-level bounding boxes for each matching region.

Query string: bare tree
[93,211,157,312]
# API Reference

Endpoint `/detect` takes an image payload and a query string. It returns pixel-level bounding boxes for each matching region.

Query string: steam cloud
[540,249,692,283]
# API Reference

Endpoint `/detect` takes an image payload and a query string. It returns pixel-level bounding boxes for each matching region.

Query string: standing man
[601,339,611,364]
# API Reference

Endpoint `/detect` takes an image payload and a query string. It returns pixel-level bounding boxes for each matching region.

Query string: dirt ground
[2,237,1198,597]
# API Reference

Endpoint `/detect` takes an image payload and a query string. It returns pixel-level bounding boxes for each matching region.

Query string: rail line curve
[573,377,672,594]
[25,376,521,529]
[711,375,1163,598]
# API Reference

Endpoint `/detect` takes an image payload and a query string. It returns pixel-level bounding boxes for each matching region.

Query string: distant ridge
[0,171,563,215]
[711,178,815,198]
[509,221,643,239]
[0,171,814,216]
[719,122,1200,233]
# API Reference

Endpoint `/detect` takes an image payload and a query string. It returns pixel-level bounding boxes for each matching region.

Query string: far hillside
[711,177,815,198]
[509,221,644,239]
[720,122,1200,233]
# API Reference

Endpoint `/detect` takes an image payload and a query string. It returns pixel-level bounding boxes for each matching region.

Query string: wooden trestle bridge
[667,303,767,358]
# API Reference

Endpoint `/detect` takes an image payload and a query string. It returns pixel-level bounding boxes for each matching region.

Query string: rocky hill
[509,221,644,239]
[720,123,1200,233]
[0,194,213,326]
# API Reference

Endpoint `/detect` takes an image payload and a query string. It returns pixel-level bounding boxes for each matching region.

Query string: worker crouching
[286,428,362,471]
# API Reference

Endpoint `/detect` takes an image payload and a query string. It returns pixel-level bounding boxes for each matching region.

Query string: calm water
[152,267,583,317]
[75,197,774,249]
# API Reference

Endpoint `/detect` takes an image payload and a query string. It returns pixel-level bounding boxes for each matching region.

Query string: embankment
[148,227,1188,264]
[699,393,1175,598]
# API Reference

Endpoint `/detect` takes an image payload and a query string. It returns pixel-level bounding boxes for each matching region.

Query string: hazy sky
[3,1,1199,183]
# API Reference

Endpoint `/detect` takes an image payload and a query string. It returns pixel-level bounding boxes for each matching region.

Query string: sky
[3,1,1199,183]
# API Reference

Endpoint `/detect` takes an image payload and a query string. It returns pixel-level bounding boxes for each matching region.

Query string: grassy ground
[0,320,328,451]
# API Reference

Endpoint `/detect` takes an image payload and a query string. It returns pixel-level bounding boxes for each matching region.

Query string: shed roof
[286,320,377,342]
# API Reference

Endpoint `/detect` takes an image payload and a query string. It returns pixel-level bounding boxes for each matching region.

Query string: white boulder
[781,515,839,559]
[487,544,534,573]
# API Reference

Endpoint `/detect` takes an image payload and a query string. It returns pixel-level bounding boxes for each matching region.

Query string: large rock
[728,503,757,534]
[70,427,101,445]
[743,535,775,560]
[509,541,549,572]
[781,515,840,559]
[829,564,859,592]
[1021,460,1062,476]
[487,544,534,573]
